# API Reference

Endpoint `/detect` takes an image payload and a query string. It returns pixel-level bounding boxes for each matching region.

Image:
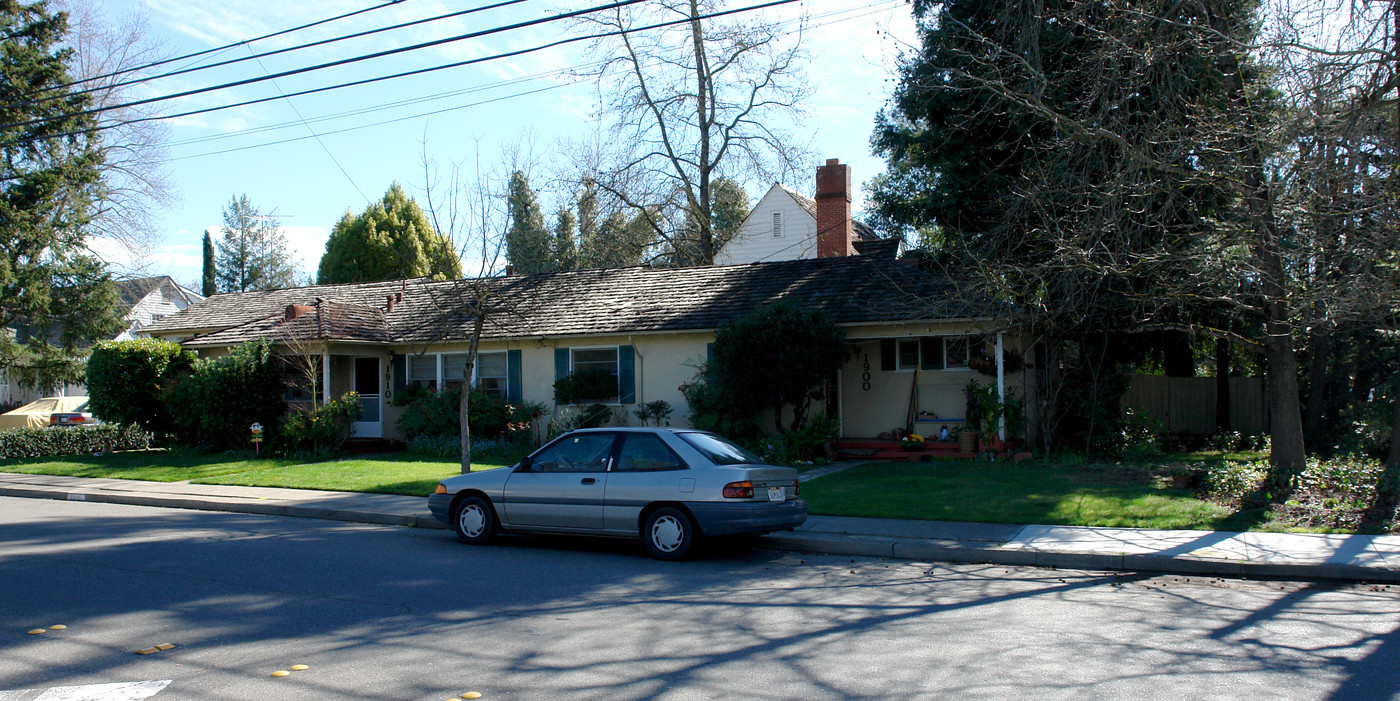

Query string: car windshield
[678,432,765,466]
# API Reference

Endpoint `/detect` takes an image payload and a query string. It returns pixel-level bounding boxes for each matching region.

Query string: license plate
[767,486,785,503]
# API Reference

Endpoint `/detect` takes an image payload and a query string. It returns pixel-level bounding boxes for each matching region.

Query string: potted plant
[900,433,926,451]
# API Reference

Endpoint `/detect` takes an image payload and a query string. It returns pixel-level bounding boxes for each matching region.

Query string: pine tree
[504,171,551,274]
[201,230,216,296]
[215,194,296,292]
[317,182,461,284]
[552,208,578,271]
[0,0,121,391]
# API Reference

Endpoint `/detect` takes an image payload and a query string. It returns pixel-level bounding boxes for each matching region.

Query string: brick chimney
[815,158,854,257]
[285,304,314,321]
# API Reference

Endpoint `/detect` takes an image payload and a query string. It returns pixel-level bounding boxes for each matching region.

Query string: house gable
[714,184,817,265]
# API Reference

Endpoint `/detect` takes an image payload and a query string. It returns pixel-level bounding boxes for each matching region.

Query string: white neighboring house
[0,276,203,406]
[113,276,205,341]
[715,158,903,265]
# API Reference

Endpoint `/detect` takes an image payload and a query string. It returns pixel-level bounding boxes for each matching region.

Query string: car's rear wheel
[643,506,694,560]
[453,495,497,545]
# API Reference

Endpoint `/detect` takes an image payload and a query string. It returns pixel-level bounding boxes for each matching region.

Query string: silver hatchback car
[429,427,807,560]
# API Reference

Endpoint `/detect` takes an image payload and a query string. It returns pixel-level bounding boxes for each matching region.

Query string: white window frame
[568,345,621,404]
[474,351,509,397]
[409,351,510,395]
[892,337,974,371]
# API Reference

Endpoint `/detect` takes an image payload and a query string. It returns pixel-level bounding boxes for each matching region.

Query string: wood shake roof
[148,256,990,348]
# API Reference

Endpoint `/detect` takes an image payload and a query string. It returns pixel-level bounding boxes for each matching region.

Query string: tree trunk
[1202,2,1306,480]
[1162,332,1194,377]
[1390,0,1400,468]
[460,314,486,474]
[1303,332,1330,442]
[1214,337,1230,434]
[689,0,714,264]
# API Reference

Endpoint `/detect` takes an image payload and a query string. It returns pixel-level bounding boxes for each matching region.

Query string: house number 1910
[861,354,871,391]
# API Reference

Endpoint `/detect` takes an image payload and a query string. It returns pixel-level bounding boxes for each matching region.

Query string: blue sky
[94,0,917,287]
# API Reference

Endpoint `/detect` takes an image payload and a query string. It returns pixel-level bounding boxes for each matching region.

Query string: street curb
[757,532,1400,584]
[0,485,449,531]
[5,485,1397,583]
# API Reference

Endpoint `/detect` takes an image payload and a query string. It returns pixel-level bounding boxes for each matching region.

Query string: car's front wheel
[453,495,497,545]
[643,506,694,560]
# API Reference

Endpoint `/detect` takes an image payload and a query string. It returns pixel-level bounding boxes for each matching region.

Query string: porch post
[322,351,331,405]
[996,333,1005,440]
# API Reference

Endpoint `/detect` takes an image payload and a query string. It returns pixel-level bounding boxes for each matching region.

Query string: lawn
[194,452,506,496]
[801,459,1239,530]
[0,449,506,497]
[0,450,297,481]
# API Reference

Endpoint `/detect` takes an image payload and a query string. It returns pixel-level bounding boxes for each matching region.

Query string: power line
[168,0,906,159]
[22,0,408,103]
[1,0,807,147]
[21,0,538,112]
[0,0,651,133]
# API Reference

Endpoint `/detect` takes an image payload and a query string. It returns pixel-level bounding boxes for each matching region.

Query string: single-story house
[144,161,1031,443]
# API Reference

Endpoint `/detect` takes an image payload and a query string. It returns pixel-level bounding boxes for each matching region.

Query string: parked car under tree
[429,428,807,560]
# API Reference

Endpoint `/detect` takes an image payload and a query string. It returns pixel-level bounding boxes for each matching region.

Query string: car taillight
[795,479,800,496]
[49,416,59,425]
[71,416,85,423]
[723,481,754,499]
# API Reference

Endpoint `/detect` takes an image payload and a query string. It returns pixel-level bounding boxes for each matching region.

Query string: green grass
[194,453,506,496]
[0,449,296,481]
[802,460,1235,530]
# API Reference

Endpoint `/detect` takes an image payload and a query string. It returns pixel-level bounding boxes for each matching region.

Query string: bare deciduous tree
[577,0,811,264]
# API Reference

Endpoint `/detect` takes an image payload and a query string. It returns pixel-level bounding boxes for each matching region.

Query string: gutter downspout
[996,333,1005,440]
[628,336,643,409]
[322,350,331,407]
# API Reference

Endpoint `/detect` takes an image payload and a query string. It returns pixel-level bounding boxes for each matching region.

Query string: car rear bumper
[428,493,454,524]
[685,499,807,537]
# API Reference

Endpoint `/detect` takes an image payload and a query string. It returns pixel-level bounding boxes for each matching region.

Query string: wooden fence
[1120,375,1269,436]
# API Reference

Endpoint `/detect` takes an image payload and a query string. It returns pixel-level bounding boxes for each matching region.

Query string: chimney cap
[825,158,841,166]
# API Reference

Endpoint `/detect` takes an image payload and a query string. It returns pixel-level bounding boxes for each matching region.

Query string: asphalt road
[2,496,1398,701]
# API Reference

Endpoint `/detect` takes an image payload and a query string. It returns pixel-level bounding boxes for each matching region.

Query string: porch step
[834,439,974,462]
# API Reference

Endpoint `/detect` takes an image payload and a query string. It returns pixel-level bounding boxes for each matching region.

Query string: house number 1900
[861,354,871,391]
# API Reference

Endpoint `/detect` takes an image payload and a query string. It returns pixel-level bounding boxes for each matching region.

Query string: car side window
[529,434,616,473]
[614,433,687,472]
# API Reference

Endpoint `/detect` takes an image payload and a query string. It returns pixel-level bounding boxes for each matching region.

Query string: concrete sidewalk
[3,471,1398,583]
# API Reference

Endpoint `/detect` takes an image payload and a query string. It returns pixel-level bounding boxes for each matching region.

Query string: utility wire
[0,0,651,132]
[13,0,537,111]
[169,0,903,159]
[17,0,408,103]
[1,0,805,146]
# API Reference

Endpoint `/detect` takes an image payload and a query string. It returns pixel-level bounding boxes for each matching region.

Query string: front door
[351,356,382,438]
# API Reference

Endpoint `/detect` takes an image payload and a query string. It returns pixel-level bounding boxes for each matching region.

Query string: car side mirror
[516,456,533,472]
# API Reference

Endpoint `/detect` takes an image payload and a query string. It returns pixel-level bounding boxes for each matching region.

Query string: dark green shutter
[618,345,635,404]
[880,339,896,371]
[706,342,716,382]
[507,349,522,405]
[555,348,570,382]
[392,353,406,398]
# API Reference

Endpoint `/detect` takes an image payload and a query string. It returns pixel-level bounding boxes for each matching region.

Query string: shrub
[397,388,540,441]
[0,424,152,459]
[166,340,287,450]
[633,399,673,426]
[553,369,618,405]
[678,368,760,441]
[85,338,195,436]
[277,392,363,458]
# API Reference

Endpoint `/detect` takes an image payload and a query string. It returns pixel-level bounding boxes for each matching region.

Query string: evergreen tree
[201,229,216,296]
[0,0,121,391]
[552,207,578,271]
[317,182,460,284]
[215,194,296,292]
[504,171,551,274]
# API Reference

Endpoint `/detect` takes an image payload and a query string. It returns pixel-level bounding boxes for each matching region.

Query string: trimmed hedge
[86,338,195,435]
[0,424,153,459]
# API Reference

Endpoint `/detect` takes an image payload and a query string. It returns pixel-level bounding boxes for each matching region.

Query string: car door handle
[581,478,596,485]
